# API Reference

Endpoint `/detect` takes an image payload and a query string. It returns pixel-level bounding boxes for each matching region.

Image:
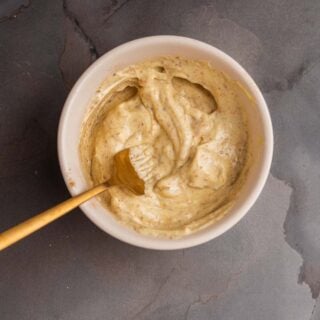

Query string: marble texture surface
[0,1,319,319]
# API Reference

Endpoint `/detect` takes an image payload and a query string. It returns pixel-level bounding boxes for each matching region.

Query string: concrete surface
[0,1,319,319]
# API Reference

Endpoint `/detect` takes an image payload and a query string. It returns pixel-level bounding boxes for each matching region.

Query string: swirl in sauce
[80,57,249,238]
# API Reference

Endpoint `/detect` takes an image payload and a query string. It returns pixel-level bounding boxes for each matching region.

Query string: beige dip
[80,56,249,238]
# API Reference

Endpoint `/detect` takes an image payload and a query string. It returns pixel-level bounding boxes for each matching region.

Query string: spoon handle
[0,183,109,251]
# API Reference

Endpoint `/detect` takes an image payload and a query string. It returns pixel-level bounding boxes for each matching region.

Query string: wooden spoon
[0,148,149,251]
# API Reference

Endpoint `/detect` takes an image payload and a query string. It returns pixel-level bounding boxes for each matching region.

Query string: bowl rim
[58,35,273,250]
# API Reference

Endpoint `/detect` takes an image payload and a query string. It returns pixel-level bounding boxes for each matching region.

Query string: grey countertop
[1,1,319,319]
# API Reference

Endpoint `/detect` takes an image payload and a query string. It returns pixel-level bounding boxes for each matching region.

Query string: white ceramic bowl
[58,35,273,250]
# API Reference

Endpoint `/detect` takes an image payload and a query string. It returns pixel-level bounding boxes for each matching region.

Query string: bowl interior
[58,36,273,250]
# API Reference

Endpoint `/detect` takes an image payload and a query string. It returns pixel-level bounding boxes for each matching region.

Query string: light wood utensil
[0,148,147,251]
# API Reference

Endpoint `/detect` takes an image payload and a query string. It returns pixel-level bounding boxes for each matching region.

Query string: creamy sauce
[80,57,249,238]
